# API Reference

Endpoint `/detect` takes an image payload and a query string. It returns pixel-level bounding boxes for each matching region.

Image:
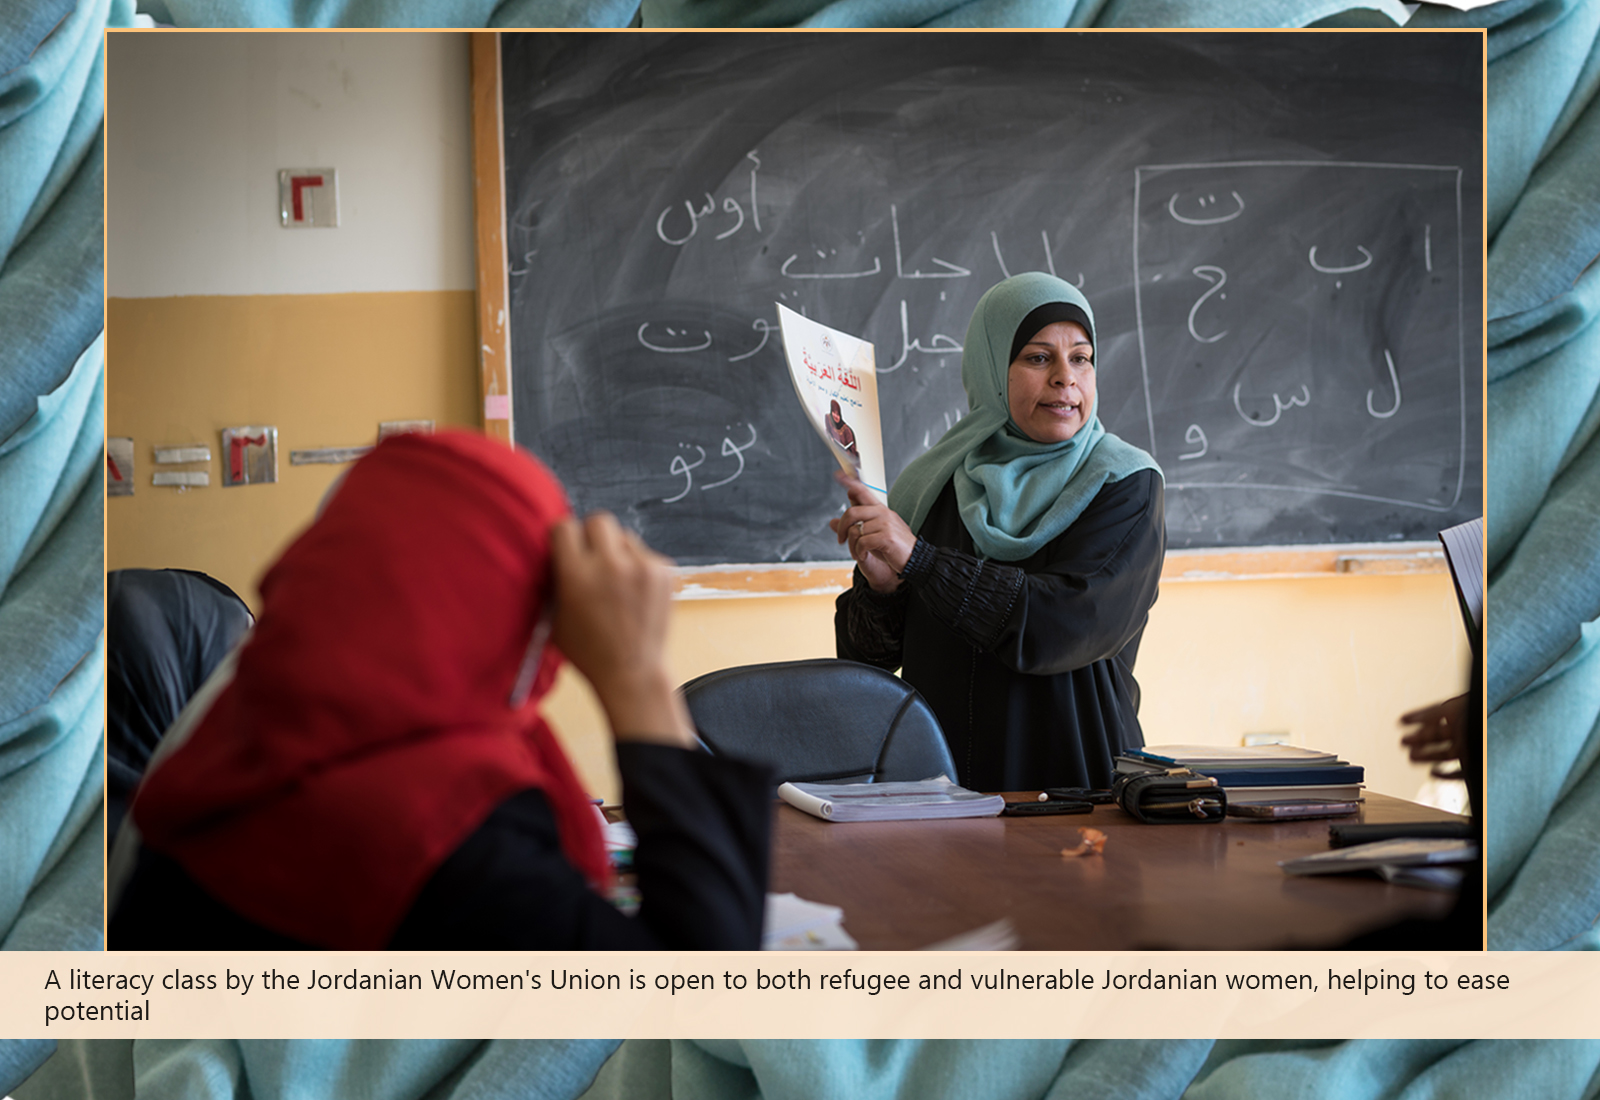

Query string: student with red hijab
[109,431,771,950]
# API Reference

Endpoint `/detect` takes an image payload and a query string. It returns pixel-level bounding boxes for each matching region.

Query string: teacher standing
[833,272,1165,791]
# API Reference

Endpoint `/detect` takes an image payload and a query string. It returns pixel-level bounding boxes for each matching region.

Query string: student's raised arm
[549,512,696,749]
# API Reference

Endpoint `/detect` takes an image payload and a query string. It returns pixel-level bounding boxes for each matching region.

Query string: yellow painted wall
[106,291,480,599]
[108,290,1471,805]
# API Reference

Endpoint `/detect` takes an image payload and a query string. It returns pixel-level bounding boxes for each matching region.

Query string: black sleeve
[834,567,911,670]
[620,742,772,949]
[902,472,1165,676]
[390,744,771,950]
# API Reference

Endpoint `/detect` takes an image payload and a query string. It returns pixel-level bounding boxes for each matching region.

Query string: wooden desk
[769,792,1469,950]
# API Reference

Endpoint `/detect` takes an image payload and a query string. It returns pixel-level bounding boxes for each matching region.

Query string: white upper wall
[107,31,475,297]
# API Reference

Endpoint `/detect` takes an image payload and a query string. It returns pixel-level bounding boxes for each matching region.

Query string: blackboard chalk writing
[1424,224,1432,272]
[654,153,762,249]
[656,193,715,246]
[1179,424,1208,460]
[728,318,776,363]
[1308,245,1373,273]
[701,424,759,490]
[780,252,882,279]
[639,324,713,354]
[884,300,962,374]
[1234,382,1310,428]
[1168,190,1244,225]
[1187,266,1229,344]
[715,197,745,240]
[657,190,758,247]
[663,445,707,503]
[507,203,541,276]
[990,229,1068,283]
[1367,350,1402,419]
[746,151,763,233]
[891,204,971,279]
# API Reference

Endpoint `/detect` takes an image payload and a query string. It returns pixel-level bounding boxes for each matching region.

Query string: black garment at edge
[836,469,1165,791]
[107,569,254,843]
[110,743,771,950]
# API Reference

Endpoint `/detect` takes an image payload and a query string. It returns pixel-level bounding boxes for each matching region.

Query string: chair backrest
[680,658,957,785]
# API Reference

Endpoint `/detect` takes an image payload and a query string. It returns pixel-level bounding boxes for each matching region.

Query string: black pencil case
[1111,768,1227,823]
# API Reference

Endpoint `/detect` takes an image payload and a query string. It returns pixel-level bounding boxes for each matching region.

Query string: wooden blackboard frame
[470,31,1473,597]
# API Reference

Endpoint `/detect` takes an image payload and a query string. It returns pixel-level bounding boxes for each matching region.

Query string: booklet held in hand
[776,303,889,503]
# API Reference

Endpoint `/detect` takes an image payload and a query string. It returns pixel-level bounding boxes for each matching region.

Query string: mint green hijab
[888,272,1161,561]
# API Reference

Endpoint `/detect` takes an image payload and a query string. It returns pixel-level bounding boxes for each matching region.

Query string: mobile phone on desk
[1003,799,1094,816]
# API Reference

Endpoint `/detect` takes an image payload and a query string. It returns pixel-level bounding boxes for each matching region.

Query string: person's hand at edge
[1399,693,1469,764]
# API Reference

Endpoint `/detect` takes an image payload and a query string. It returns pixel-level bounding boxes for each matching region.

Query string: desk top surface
[769,792,1468,950]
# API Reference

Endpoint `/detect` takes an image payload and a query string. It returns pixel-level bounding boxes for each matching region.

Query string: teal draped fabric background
[0,0,128,951]
[578,1040,1211,1100]
[6,1040,623,1100]
[639,0,1413,28]
[2,0,1593,1094]
[1404,0,1600,950]
[132,0,643,27]
[9,1040,1600,1099]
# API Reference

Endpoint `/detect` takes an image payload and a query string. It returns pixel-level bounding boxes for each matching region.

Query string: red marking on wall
[107,454,124,481]
[229,434,266,482]
[290,175,324,222]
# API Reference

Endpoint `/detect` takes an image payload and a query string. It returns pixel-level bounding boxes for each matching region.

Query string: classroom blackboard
[497,32,1482,566]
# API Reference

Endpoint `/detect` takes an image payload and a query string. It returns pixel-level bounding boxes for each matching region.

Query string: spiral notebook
[777,776,1005,822]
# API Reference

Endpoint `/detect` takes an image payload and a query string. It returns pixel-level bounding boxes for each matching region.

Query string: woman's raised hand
[549,513,695,748]
[828,472,918,594]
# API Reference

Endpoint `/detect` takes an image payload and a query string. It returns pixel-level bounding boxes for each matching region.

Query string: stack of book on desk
[1117,744,1364,814]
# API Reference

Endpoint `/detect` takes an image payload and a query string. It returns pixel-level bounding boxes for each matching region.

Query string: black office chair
[680,658,957,785]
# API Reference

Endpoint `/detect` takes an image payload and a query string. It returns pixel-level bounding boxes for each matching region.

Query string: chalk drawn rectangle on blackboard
[1133,161,1467,528]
